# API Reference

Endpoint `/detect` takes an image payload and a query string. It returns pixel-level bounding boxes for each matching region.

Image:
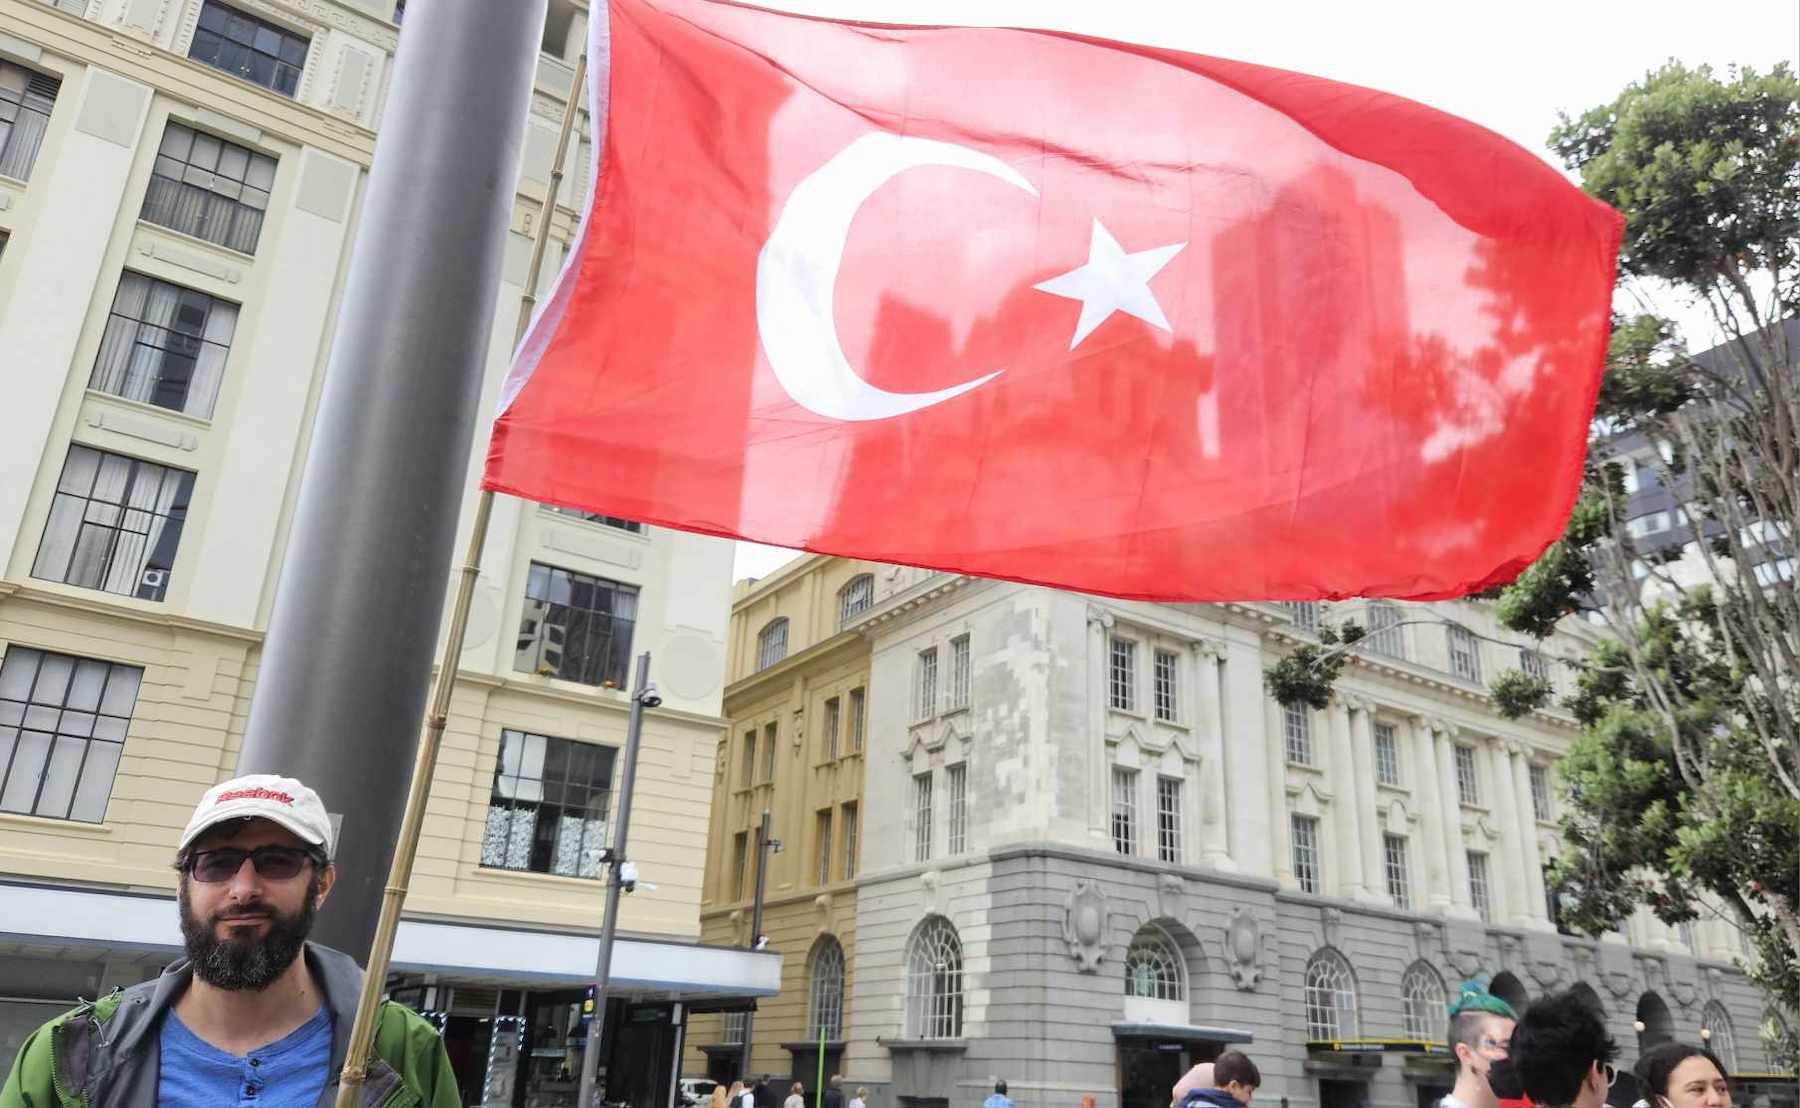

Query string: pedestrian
[711,1081,733,1108]
[1631,1042,1732,1108]
[0,774,461,1106]
[756,1074,780,1108]
[1179,1051,1260,1108]
[730,1080,752,1108]
[1509,989,1619,1108]
[788,1081,808,1108]
[1172,1063,1216,1108]
[1443,981,1521,1108]
[850,1086,870,1108]
[986,1080,1014,1108]
[823,1073,846,1108]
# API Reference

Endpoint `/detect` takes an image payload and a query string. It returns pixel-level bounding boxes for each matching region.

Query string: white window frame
[912,772,933,863]
[1284,703,1313,765]
[915,647,938,721]
[1291,814,1320,894]
[948,634,971,711]
[1468,850,1493,921]
[946,763,967,855]
[1373,722,1400,786]
[1383,833,1412,909]
[1155,775,1183,864]
[1152,648,1179,722]
[755,618,789,671]
[1109,637,1137,712]
[1111,766,1138,855]
[1455,744,1481,806]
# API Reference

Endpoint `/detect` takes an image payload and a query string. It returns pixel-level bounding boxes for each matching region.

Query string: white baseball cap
[178,774,335,858]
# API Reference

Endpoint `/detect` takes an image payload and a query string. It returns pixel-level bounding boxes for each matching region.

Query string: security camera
[639,683,663,709]
[753,936,770,951]
[619,861,640,892]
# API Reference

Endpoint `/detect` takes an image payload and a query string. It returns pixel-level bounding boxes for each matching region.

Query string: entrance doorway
[1119,1040,1194,1108]
[1319,1078,1371,1108]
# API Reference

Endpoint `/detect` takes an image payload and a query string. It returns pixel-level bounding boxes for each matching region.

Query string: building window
[1468,850,1493,921]
[1701,1002,1736,1073]
[142,123,276,254]
[1156,775,1183,864]
[1383,833,1412,910]
[1111,766,1138,855]
[738,730,755,789]
[721,1011,747,1045]
[1455,744,1481,806]
[0,647,141,822]
[1153,648,1178,722]
[1304,949,1359,1040]
[513,562,638,689]
[1677,920,1696,951]
[945,763,967,854]
[1447,625,1482,682]
[730,831,747,900]
[189,1,308,96]
[841,802,858,879]
[1109,638,1137,711]
[1280,600,1321,632]
[761,721,777,783]
[1365,601,1405,659]
[1374,722,1401,786]
[821,697,840,761]
[847,687,865,752]
[91,272,239,419]
[480,729,615,878]
[1402,962,1447,1041]
[912,772,933,862]
[33,446,195,603]
[1528,763,1551,822]
[755,618,788,671]
[807,936,845,1040]
[1124,929,1185,1001]
[0,61,60,182]
[815,809,833,885]
[948,634,971,710]
[837,574,873,628]
[1520,647,1550,682]
[915,647,938,721]
[544,506,642,532]
[1291,814,1320,894]
[903,916,962,1039]
[1284,703,1313,765]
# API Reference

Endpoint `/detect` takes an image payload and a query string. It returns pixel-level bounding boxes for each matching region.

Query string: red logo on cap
[217,787,295,806]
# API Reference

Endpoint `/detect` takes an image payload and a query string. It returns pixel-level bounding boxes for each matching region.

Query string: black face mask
[177,872,320,990]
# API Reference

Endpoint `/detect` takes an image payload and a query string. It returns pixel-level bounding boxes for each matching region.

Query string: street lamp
[742,810,782,1074]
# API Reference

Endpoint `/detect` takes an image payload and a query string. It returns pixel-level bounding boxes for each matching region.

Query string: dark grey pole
[577,653,655,1108]
[742,809,776,1074]
[236,0,548,961]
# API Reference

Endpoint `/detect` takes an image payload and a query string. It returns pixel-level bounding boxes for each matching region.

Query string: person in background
[1509,990,1619,1108]
[850,1085,870,1108]
[755,1075,780,1108]
[1631,1042,1732,1108]
[786,1080,807,1108]
[1179,1051,1260,1108]
[710,1081,732,1108]
[1488,1056,1534,1108]
[985,1079,1014,1108]
[1172,1063,1216,1108]
[1444,981,1521,1108]
[729,1080,751,1108]
[823,1073,846,1108]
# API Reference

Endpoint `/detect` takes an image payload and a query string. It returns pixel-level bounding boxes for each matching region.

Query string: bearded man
[2,775,458,1107]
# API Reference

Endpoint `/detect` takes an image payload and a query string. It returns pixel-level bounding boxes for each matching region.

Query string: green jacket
[1,943,460,1108]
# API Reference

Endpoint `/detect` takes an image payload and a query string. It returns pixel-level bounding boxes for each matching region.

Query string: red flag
[485,0,1622,601]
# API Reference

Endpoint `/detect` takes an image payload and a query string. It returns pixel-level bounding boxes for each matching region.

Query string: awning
[0,881,780,1003]
[1111,1022,1254,1044]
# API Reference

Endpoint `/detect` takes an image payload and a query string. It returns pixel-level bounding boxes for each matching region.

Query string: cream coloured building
[0,1,774,1104]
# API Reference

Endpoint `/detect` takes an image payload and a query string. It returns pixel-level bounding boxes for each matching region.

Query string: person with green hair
[1441,980,1521,1108]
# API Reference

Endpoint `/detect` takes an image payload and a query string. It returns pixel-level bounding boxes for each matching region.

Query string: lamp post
[741,810,781,1075]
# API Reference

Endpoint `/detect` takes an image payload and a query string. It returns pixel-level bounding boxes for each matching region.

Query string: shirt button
[250,1058,261,1066]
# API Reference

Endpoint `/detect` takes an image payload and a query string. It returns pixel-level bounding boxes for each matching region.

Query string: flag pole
[332,48,590,1108]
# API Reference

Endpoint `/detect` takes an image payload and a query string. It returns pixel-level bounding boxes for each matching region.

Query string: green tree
[1267,62,1800,1040]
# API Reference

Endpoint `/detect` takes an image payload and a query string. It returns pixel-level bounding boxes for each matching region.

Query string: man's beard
[178,875,319,990]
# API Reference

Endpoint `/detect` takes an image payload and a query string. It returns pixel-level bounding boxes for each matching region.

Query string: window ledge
[82,389,216,430]
[136,219,258,263]
[471,864,602,889]
[0,811,114,836]
[880,1038,967,1054]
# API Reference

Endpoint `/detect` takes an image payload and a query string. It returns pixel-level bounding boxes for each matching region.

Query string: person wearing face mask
[1631,1043,1732,1108]
[1443,981,1522,1108]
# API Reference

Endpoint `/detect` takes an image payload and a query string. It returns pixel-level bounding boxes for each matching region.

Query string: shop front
[1113,1021,1253,1108]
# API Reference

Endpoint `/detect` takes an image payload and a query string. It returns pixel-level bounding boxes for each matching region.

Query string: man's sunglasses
[185,846,319,883]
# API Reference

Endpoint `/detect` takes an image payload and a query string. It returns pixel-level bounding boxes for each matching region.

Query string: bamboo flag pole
[334,50,589,1108]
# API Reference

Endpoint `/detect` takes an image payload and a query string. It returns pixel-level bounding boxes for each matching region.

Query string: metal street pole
[742,809,778,1076]
[578,652,656,1108]
[235,0,547,961]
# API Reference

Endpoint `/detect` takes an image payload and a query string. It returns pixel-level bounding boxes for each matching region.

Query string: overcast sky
[729,0,1800,582]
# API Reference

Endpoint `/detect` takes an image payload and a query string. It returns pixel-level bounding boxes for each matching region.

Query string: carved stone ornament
[1063,881,1108,973]
[1415,920,1443,957]
[1225,908,1262,990]
[1322,906,1344,950]
[1157,873,1185,921]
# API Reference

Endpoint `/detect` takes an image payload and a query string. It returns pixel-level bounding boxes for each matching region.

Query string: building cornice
[844,572,978,635]
[0,580,266,644]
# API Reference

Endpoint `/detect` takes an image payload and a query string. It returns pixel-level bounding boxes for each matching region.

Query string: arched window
[1402,962,1447,1041]
[1304,948,1359,1041]
[1701,1002,1736,1073]
[837,575,874,628]
[756,618,789,671]
[1125,929,1185,1001]
[904,916,963,1039]
[1762,1012,1796,1071]
[807,935,846,1040]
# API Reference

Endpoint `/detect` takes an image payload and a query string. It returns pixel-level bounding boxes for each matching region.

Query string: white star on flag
[1033,219,1186,350]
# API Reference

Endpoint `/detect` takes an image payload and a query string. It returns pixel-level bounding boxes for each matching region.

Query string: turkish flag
[484,0,1622,601]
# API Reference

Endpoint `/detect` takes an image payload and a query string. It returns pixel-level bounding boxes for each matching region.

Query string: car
[680,1078,721,1107]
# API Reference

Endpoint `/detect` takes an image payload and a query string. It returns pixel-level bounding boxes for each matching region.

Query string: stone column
[1486,738,1526,924]
[1224,636,1275,877]
[1265,676,1295,887]
[1196,642,1233,868]
[1087,606,1114,847]
[1348,698,1385,904]
[1510,744,1551,926]
[1409,715,1453,912]
[1433,722,1477,919]
[1326,696,1367,898]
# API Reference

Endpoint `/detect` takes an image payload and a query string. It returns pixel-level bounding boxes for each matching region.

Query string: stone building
[0,2,773,1105]
[698,560,1790,1108]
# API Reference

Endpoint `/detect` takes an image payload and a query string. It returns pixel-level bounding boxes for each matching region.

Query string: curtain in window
[91,274,237,417]
[0,65,57,182]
